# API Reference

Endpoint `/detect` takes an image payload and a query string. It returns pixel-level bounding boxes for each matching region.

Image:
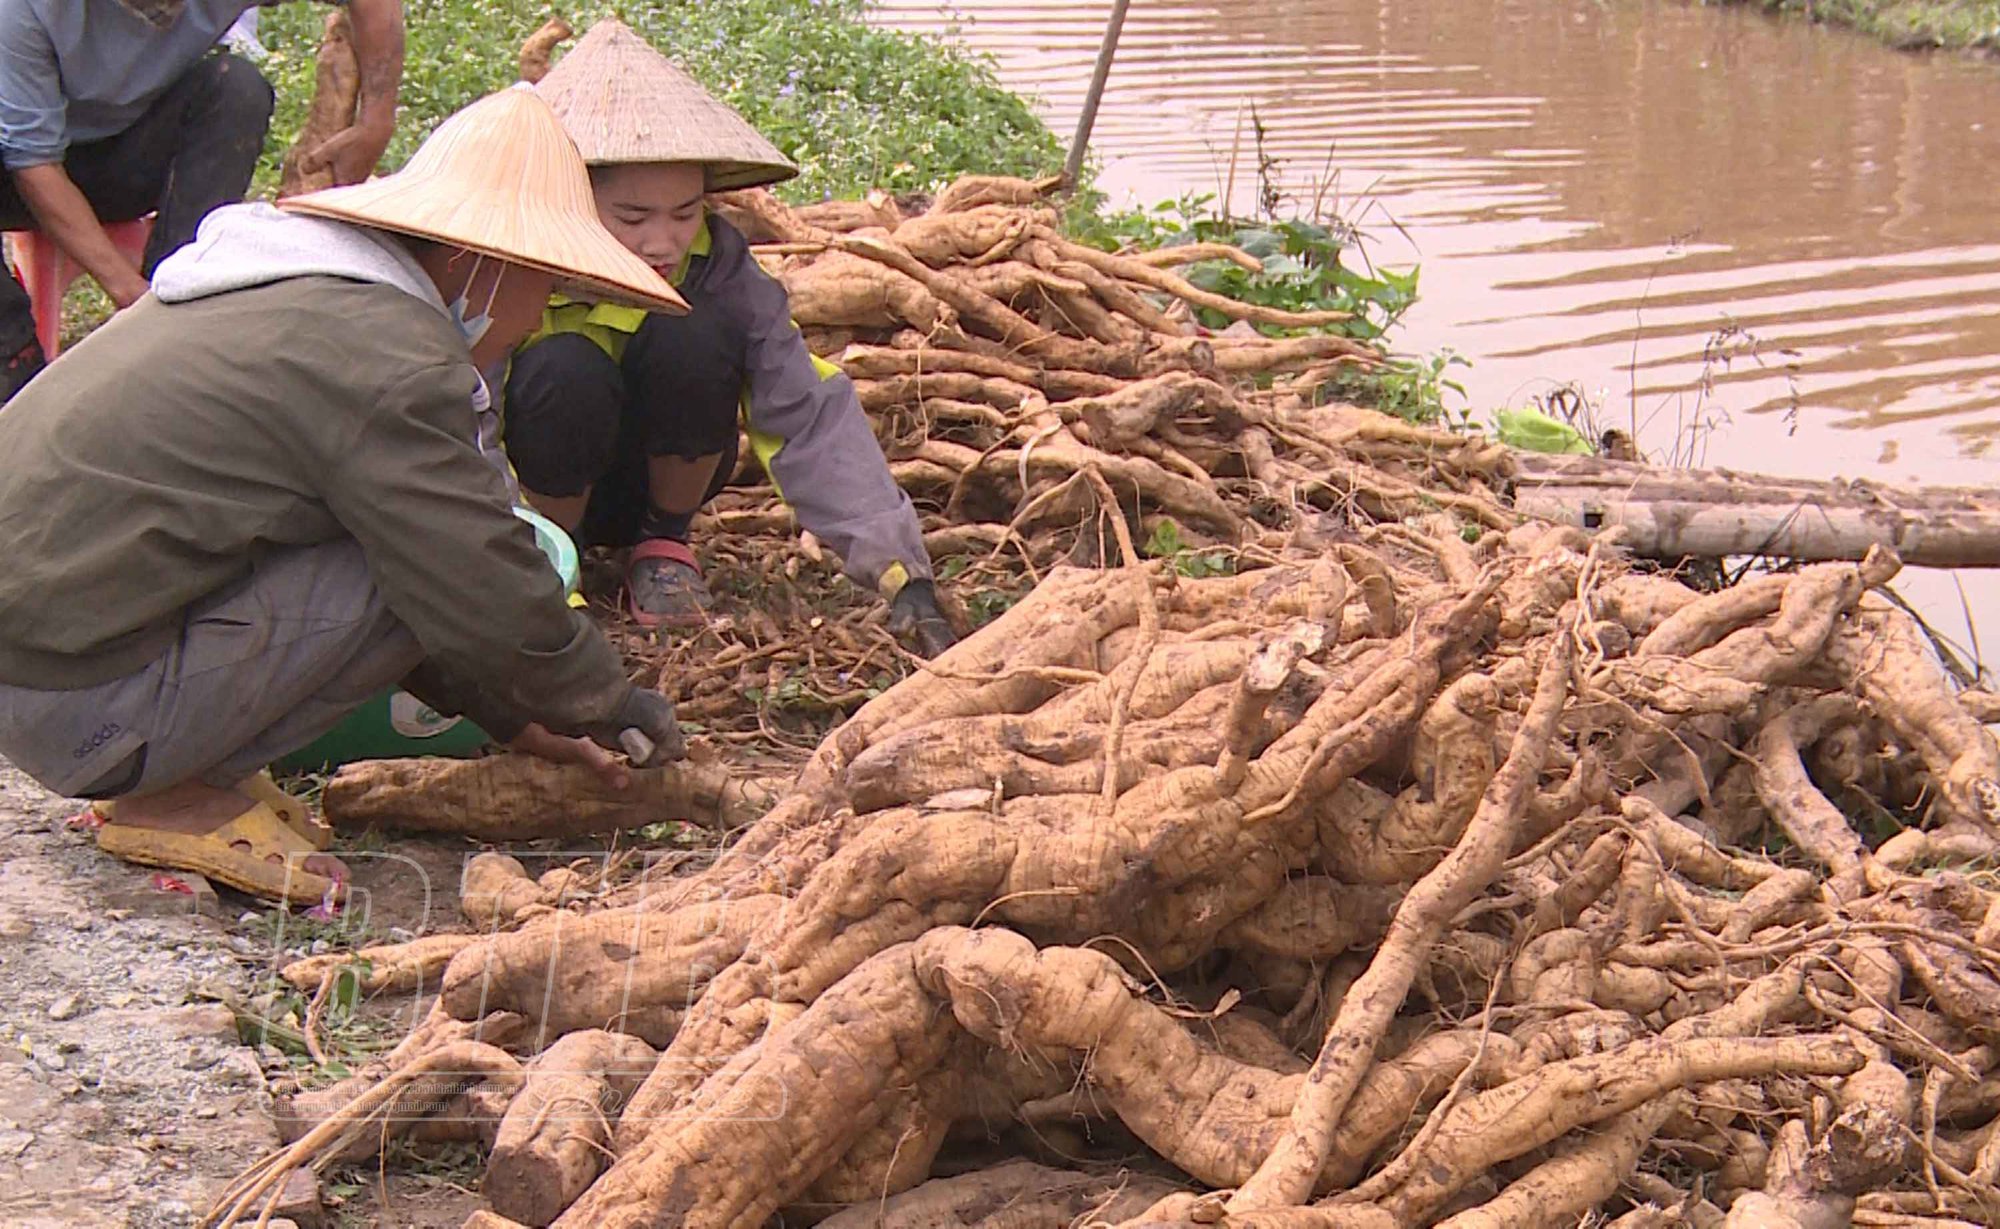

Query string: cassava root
[203,171,2000,1229]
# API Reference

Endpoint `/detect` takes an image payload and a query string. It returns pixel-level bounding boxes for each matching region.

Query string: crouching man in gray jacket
[0,87,688,904]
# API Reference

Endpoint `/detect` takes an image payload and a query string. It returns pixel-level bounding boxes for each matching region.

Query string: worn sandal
[235,771,334,851]
[626,538,712,630]
[96,803,345,907]
[92,772,333,851]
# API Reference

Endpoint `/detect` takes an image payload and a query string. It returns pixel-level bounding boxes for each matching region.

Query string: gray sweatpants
[0,539,423,799]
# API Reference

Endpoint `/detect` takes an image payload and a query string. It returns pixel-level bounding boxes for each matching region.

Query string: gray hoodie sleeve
[710,223,932,591]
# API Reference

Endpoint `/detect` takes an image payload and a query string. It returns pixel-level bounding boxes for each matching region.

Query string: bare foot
[104,781,348,882]
[103,780,255,835]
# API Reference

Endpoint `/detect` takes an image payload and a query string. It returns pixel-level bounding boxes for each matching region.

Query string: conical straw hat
[536,19,799,192]
[279,87,687,315]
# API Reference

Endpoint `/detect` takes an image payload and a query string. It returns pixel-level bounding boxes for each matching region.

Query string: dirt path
[0,761,497,1228]
[0,761,295,1226]
[0,752,698,1228]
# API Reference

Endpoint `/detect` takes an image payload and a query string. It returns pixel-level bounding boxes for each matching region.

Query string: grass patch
[1708,0,2000,50]
[253,0,1061,202]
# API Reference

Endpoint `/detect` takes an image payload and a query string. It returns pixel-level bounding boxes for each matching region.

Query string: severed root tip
[460,851,549,929]
[1970,775,2000,830]
[518,17,573,83]
[1963,688,2000,724]
[1857,543,1902,588]
[1722,1107,1906,1229]
[1216,621,1326,787]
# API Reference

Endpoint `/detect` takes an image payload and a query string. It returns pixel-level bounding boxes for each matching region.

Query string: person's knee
[623,315,744,458]
[505,334,626,497]
[201,53,277,139]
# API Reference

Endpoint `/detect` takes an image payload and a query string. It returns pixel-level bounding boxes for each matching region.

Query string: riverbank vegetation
[183,1,1444,420]
[59,2,1444,418]
[1715,0,2000,51]
[256,0,1062,201]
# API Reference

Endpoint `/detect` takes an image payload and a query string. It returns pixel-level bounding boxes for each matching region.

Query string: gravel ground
[0,759,560,1228]
[0,760,301,1226]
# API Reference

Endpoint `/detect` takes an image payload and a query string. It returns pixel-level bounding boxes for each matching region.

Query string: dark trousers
[504,319,743,549]
[0,52,275,357]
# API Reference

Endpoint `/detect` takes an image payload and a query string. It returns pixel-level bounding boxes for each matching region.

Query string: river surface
[876,0,2000,664]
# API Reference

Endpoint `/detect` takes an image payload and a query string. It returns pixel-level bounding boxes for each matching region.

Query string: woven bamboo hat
[535,19,800,192]
[279,87,688,315]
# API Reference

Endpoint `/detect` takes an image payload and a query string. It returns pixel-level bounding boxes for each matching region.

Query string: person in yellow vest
[502,19,955,656]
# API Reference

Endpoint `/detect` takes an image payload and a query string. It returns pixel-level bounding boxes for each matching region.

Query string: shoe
[0,339,45,406]
[96,803,346,907]
[625,537,712,629]
[92,771,333,851]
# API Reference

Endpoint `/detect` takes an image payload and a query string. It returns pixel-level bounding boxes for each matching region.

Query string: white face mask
[446,255,504,349]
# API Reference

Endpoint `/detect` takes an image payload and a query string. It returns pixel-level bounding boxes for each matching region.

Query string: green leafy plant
[246,902,374,950]
[1067,194,1419,343]
[1142,518,1237,579]
[1493,405,1594,455]
[1326,348,1471,426]
[965,588,1019,627]
[637,819,709,846]
[745,666,892,712]
[233,961,386,1078]
[254,0,1062,202]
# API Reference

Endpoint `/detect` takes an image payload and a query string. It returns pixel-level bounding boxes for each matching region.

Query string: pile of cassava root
[221,173,2000,1229]
[614,175,1505,753]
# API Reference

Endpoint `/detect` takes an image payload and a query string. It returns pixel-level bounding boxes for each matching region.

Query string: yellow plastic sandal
[236,771,335,851]
[94,772,335,851]
[96,803,345,907]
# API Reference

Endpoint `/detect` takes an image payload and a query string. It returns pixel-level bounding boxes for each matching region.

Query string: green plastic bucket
[273,507,579,772]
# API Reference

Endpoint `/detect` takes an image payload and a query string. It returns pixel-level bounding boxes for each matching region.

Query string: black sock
[636,503,696,544]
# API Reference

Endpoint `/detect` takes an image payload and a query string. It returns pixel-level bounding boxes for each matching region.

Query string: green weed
[965,588,1019,627]
[636,819,711,846]
[1066,193,1419,343]
[1706,0,2000,50]
[1142,518,1237,579]
[245,903,376,950]
[234,963,395,1080]
[1324,348,1472,427]
[254,0,1061,202]
[743,666,895,717]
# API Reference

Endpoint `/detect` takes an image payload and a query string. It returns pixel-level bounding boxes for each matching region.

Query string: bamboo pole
[1064,0,1133,185]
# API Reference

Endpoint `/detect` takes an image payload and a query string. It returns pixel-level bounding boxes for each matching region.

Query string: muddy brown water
[877,0,2000,661]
